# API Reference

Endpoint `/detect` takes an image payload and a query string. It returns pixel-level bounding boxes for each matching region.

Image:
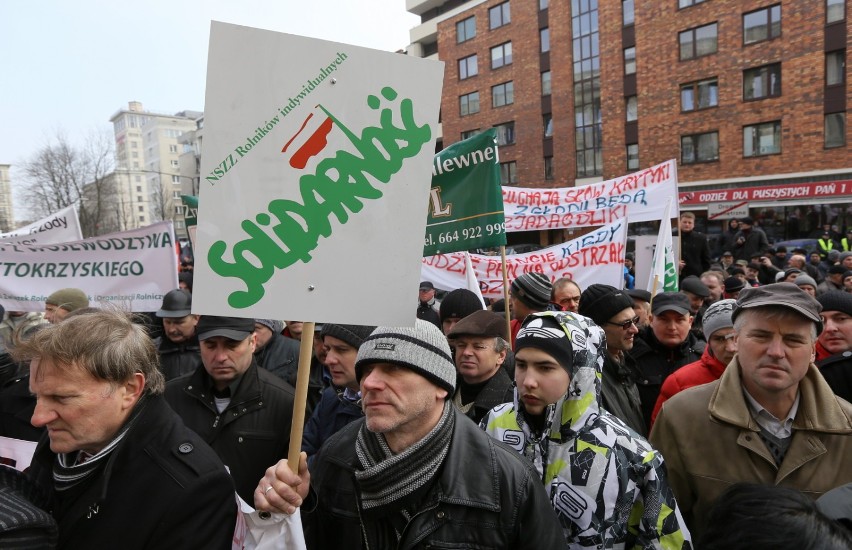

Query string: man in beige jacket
[650,283,852,538]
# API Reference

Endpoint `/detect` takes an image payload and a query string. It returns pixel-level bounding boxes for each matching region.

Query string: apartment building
[0,164,13,232]
[406,0,850,244]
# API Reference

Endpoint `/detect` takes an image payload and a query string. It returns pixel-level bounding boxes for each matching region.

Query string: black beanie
[321,324,377,349]
[578,284,634,327]
[439,288,483,322]
[514,314,573,371]
[510,273,552,310]
[817,291,852,317]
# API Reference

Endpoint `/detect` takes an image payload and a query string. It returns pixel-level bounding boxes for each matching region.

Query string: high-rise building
[0,164,13,232]
[406,0,850,245]
[109,101,202,233]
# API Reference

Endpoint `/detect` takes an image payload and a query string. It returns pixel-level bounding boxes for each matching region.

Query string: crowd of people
[0,213,851,548]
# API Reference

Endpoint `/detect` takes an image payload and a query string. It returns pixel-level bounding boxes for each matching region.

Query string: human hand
[254,452,311,515]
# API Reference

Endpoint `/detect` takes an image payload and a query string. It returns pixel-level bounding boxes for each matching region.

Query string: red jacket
[650,346,727,427]
[816,340,833,363]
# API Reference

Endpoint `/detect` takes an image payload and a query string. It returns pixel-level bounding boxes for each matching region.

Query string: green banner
[181,195,198,227]
[424,129,506,256]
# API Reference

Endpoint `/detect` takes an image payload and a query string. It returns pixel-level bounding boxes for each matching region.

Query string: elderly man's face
[44,304,70,325]
[553,283,581,312]
[452,336,506,384]
[200,334,256,391]
[650,310,693,347]
[819,311,852,355]
[163,315,199,344]
[701,276,723,302]
[30,358,140,454]
[735,311,815,403]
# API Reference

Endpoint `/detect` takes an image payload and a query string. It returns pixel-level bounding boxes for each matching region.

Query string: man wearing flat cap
[165,316,295,503]
[651,283,852,538]
[257,320,564,548]
[446,310,513,423]
[416,281,442,329]
[628,292,705,431]
[579,284,646,435]
[154,289,202,380]
[815,291,852,402]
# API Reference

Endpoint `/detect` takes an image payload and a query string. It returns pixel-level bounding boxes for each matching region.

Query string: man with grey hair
[20,310,236,548]
[256,320,564,548]
[651,283,852,538]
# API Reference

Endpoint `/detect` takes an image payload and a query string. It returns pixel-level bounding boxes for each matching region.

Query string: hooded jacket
[650,345,727,427]
[481,311,692,549]
[650,358,852,539]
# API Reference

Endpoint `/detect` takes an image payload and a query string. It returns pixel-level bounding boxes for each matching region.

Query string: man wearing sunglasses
[579,285,647,436]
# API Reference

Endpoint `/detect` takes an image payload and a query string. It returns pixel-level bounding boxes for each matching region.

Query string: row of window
[456,1,510,44]
[457,30,549,80]
[459,81,514,116]
[623,0,845,28]
[498,157,556,185]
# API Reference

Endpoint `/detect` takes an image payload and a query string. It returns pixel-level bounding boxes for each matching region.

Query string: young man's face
[514,347,570,416]
[650,310,693,347]
[819,311,852,355]
[324,335,359,391]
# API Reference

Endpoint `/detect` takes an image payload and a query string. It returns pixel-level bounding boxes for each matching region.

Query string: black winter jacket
[165,362,295,502]
[302,409,565,549]
[155,335,202,380]
[628,327,705,431]
[600,352,647,436]
[301,385,363,462]
[26,395,236,549]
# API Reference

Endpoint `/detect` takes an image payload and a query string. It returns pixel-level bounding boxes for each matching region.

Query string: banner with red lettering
[502,160,677,232]
[422,220,626,297]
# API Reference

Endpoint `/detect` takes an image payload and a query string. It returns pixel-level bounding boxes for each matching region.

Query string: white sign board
[0,221,178,312]
[0,206,83,246]
[707,201,749,220]
[194,22,444,325]
[422,220,627,297]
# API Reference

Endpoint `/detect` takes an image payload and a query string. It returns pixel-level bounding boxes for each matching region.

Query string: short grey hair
[13,309,165,395]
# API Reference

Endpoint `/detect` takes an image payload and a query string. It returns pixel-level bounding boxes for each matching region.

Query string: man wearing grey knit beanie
[256,319,564,548]
[509,272,553,346]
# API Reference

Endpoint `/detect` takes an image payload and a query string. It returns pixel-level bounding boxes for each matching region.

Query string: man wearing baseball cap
[628,292,705,430]
[256,320,564,548]
[651,283,852,538]
[416,281,441,329]
[165,316,296,503]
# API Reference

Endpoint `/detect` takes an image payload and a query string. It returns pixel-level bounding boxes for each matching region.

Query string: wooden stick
[501,245,511,340]
[287,321,315,472]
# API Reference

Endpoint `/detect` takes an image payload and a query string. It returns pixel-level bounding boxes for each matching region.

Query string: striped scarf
[52,397,147,492]
[355,400,454,512]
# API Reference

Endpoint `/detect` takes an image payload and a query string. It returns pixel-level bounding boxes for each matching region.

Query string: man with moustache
[154,289,202,380]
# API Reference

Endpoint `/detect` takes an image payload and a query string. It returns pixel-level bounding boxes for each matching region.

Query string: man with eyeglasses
[579,284,646,435]
[650,299,737,428]
[628,292,706,432]
[551,277,581,312]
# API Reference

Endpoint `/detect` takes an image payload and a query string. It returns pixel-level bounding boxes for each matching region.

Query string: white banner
[502,160,678,232]
[193,22,444,325]
[0,205,83,246]
[0,221,179,312]
[422,220,627,297]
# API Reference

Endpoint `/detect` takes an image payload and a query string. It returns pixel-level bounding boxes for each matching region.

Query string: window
[173,191,182,199]
[541,71,552,95]
[172,175,181,184]
[540,28,550,53]
[136,185,142,192]
[489,2,510,29]
[679,0,707,7]
[825,113,846,148]
[461,129,481,140]
[492,82,514,107]
[169,144,178,153]
[681,132,719,164]
[139,216,145,222]
[460,92,480,116]
[743,121,781,157]
[494,122,515,145]
[137,196,143,202]
[744,5,781,45]
[457,16,476,43]
[133,162,139,169]
[540,0,548,9]
[138,206,144,212]
[491,42,512,69]
[544,156,554,180]
[543,114,553,137]
[135,176,141,183]
[459,54,478,80]
[626,96,638,121]
[624,47,636,74]
[623,0,634,25]
[131,151,138,158]
[174,206,184,215]
[827,0,846,23]
[679,23,718,60]
[499,161,517,184]
[743,64,781,100]
[626,144,639,170]
[170,160,179,168]
[131,141,138,148]
[827,51,846,86]
[681,78,718,111]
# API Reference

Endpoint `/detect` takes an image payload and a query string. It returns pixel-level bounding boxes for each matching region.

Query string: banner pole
[287,321,315,472]
[501,245,511,342]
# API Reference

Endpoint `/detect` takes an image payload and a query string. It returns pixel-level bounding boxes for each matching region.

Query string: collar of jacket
[183,361,264,418]
[699,346,727,380]
[709,357,852,434]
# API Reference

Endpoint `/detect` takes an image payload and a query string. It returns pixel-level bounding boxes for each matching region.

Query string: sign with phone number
[425,221,505,248]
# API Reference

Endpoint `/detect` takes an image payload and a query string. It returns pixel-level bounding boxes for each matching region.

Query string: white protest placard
[0,436,38,471]
[0,206,83,246]
[0,221,178,312]
[193,22,444,325]
[502,160,677,232]
[422,220,627,297]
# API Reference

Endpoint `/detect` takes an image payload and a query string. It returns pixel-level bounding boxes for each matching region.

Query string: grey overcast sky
[0,0,419,214]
